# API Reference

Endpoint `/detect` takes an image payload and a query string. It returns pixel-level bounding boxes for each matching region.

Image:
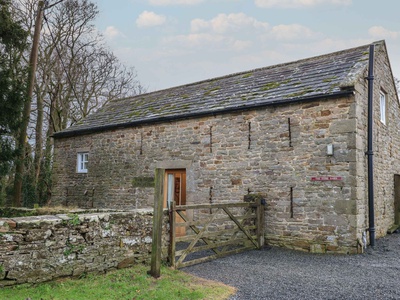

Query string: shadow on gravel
[183,232,400,300]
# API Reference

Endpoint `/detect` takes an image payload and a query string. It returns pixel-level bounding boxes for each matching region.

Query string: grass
[0,264,236,300]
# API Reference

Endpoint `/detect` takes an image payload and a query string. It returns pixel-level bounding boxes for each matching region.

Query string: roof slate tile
[54,41,383,138]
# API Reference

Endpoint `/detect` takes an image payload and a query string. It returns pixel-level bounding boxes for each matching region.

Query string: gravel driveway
[184,232,400,300]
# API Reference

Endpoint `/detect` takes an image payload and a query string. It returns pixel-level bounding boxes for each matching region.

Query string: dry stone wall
[0,209,169,287]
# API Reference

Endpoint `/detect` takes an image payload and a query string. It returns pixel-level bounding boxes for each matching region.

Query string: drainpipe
[366,44,375,247]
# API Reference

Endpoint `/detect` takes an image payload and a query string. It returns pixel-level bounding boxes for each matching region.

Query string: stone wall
[353,44,400,240]
[0,209,169,287]
[52,96,359,253]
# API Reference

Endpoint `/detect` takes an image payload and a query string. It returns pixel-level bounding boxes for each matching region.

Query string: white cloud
[255,0,351,8]
[163,14,322,55]
[162,13,269,51]
[136,11,167,28]
[149,0,204,5]
[103,26,125,39]
[270,24,321,40]
[368,26,399,40]
[191,13,269,34]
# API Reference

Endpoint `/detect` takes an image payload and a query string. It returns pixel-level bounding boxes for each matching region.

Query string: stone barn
[52,40,400,254]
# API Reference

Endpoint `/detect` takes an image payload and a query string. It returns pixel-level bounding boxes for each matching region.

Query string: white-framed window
[77,152,89,173]
[380,91,386,125]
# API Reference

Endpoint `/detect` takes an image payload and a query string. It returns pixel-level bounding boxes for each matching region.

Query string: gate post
[170,201,176,268]
[149,168,165,278]
[256,197,266,248]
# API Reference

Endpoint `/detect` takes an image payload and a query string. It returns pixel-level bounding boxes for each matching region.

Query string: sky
[94,0,400,92]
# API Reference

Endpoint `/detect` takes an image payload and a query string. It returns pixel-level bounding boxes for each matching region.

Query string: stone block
[117,257,136,269]
[330,119,356,134]
[310,243,326,253]
[323,214,349,227]
[334,200,356,215]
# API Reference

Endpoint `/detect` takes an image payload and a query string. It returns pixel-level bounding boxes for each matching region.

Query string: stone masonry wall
[0,210,169,287]
[353,44,400,241]
[53,94,364,253]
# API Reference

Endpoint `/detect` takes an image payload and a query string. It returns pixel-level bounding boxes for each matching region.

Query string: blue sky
[94,0,400,91]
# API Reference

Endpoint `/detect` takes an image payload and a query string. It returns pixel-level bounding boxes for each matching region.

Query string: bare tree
[40,0,143,130]
[8,0,144,206]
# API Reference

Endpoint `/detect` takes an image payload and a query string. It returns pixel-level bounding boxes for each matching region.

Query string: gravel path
[183,232,400,300]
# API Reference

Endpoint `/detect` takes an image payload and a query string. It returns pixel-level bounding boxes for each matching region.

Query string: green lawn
[0,264,235,300]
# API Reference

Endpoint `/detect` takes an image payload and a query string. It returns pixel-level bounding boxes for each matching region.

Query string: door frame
[164,169,187,237]
[163,169,186,209]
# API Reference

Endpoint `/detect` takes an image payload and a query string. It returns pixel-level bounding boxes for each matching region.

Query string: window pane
[380,93,386,124]
[77,152,88,173]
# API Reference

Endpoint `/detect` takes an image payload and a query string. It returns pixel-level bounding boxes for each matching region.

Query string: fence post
[149,168,165,278]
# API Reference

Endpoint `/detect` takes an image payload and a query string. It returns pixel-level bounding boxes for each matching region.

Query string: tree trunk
[34,90,43,188]
[13,0,44,207]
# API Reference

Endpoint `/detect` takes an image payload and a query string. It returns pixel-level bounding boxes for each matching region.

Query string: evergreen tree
[0,0,28,194]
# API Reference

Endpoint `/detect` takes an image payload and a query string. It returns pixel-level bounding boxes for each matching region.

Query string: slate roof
[54,41,384,138]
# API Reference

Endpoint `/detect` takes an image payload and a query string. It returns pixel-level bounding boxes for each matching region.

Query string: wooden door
[164,169,186,236]
[394,175,400,225]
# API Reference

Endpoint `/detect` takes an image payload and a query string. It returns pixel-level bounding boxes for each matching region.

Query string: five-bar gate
[169,199,265,269]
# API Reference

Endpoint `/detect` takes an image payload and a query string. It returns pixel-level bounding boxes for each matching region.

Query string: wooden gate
[169,198,265,269]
